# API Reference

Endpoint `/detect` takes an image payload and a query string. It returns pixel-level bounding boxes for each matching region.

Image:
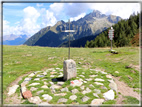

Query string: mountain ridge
[24,10,122,47]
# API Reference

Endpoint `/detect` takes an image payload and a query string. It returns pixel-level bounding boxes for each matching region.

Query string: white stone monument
[63,59,77,81]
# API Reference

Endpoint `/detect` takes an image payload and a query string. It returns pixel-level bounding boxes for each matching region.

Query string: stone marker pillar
[63,59,77,81]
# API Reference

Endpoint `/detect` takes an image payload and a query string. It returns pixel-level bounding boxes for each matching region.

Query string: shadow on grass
[51,77,65,82]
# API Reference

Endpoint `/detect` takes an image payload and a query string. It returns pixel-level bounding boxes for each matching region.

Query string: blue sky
[3,2,140,40]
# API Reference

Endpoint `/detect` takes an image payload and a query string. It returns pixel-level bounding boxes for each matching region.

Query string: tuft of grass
[103,100,116,104]
[122,96,139,104]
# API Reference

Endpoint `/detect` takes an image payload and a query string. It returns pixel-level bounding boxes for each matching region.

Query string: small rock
[83,81,87,83]
[57,82,64,86]
[21,81,28,87]
[50,84,61,89]
[61,87,69,92]
[37,90,44,95]
[42,94,52,101]
[58,74,63,77]
[94,82,104,86]
[22,90,32,99]
[41,85,48,89]
[91,99,104,105]
[79,75,85,78]
[115,71,119,73]
[24,77,32,82]
[82,72,85,74]
[94,89,101,94]
[78,62,81,64]
[54,93,67,96]
[49,82,54,85]
[50,75,55,77]
[8,85,19,96]
[103,90,114,100]
[109,81,117,92]
[93,93,99,98]
[90,75,98,78]
[56,68,60,70]
[28,96,42,104]
[28,73,35,77]
[29,83,40,86]
[106,74,112,78]
[79,78,83,82]
[69,95,77,100]
[82,88,92,94]
[89,84,94,87]
[50,72,57,75]
[80,86,85,90]
[37,75,45,78]
[100,86,107,90]
[82,96,90,102]
[44,82,48,85]
[70,80,83,87]
[95,78,104,81]
[34,78,40,81]
[100,71,107,74]
[30,87,38,91]
[21,86,27,93]
[71,89,79,94]
[85,78,92,81]
[43,72,47,75]
[57,98,68,103]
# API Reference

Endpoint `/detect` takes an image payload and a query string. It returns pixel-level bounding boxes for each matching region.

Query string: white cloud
[88,3,140,19]
[3,6,41,40]
[70,13,86,21]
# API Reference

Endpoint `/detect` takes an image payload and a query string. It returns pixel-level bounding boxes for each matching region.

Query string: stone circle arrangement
[8,67,117,105]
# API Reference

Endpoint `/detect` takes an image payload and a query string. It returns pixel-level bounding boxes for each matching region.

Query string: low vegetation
[3,45,139,104]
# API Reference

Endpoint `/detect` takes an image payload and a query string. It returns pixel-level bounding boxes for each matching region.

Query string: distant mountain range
[3,34,28,45]
[23,10,122,47]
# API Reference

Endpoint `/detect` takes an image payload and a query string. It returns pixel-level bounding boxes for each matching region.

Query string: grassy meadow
[2,45,140,104]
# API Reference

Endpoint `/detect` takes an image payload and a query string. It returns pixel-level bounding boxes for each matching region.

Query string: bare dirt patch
[112,76,140,104]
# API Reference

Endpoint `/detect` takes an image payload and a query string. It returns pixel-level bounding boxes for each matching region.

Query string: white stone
[85,78,92,81]
[28,73,35,77]
[41,85,48,89]
[79,75,85,78]
[24,77,32,81]
[50,84,61,89]
[103,90,115,100]
[30,87,38,91]
[95,78,104,81]
[94,82,104,86]
[43,72,47,75]
[57,82,64,86]
[50,75,55,77]
[70,80,83,87]
[71,89,79,94]
[82,88,91,94]
[29,83,40,86]
[37,90,44,95]
[61,87,69,92]
[94,89,101,94]
[57,98,68,103]
[58,74,63,77]
[69,95,77,100]
[82,96,90,102]
[106,74,112,78]
[49,82,54,85]
[90,75,98,78]
[56,68,60,70]
[100,71,107,74]
[63,59,77,80]
[21,86,26,93]
[28,96,42,104]
[80,86,85,90]
[54,93,67,96]
[42,94,52,101]
[34,78,40,81]
[93,93,99,98]
[91,99,104,105]
[109,81,117,92]
[8,85,19,96]
[115,71,119,73]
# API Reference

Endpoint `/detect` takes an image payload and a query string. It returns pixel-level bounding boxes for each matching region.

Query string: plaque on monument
[63,59,77,80]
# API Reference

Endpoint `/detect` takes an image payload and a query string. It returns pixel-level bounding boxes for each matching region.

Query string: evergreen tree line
[85,12,140,48]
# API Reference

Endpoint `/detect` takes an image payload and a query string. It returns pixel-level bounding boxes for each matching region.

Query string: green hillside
[85,13,140,47]
[3,45,139,104]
